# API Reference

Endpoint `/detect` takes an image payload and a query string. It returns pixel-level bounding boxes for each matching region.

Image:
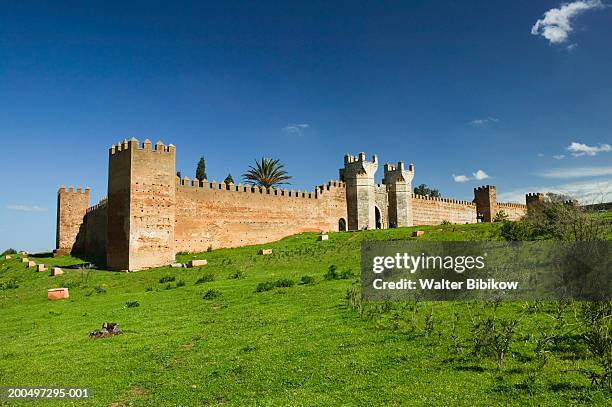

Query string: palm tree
[242,157,291,188]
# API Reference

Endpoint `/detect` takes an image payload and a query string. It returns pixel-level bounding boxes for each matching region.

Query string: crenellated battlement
[58,185,90,194]
[498,202,528,209]
[176,178,318,199]
[474,185,495,193]
[87,197,107,213]
[344,152,378,165]
[412,193,475,206]
[109,137,175,156]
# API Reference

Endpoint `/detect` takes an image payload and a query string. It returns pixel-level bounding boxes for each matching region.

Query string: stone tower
[383,162,415,227]
[106,138,176,271]
[473,185,498,222]
[55,186,90,256]
[526,192,545,210]
[340,152,378,230]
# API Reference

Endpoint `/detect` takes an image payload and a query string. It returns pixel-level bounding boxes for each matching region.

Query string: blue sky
[1,1,611,252]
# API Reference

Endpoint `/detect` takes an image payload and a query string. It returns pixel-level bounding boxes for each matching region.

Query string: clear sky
[1,1,611,252]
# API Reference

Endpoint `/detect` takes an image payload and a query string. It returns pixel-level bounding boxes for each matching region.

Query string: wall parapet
[58,185,90,194]
[109,137,175,156]
[87,197,108,213]
[411,193,475,206]
[497,202,528,209]
[176,179,319,199]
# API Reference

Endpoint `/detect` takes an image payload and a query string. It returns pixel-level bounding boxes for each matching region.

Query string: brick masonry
[55,139,538,271]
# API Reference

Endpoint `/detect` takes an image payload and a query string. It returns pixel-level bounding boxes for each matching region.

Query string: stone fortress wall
[55,138,539,271]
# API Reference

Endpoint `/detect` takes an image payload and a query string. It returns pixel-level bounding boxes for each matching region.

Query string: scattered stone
[27,261,37,268]
[170,262,185,268]
[4,255,11,260]
[318,234,329,241]
[89,322,122,339]
[258,249,273,255]
[188,259,207,267]
[412,230,425,237]
[37,264,47,272]
[21,258,29,263]
[50,267,64,276]
[47,288,69,300]
[19,251,28,255]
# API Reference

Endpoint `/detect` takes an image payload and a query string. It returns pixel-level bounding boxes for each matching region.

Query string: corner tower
[383,162,415,227]
[107,138,176,271]
[340,152,378,230]
[55,186,90,256]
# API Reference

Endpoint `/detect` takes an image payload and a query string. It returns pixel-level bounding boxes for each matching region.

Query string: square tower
[383,162,415,227]
[107,138,176,271]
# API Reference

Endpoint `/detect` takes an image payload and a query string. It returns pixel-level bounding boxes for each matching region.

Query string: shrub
[441,220,452,226]
[94,286,106,294]
[0,278,19,290]
[325,265,354,280]
[500,220,533,241]
[299,275,315,285]
[1,248,17,256]
[145,286,153,292]
[164,283,175,290]
[202,289,221,300]
[472,317,518,370]
[195,273,215,284]
[228,270,244,279]
[255,279,295,293]
[176,279,185,287]
[207,245,213,252]
[125,300,140,308]
[494,210,509,222]
[159,276,176,284]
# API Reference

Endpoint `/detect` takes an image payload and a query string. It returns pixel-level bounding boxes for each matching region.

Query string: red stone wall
[411,194,477,225]
[174,181,347,252]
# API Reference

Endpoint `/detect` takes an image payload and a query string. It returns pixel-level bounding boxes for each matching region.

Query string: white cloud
[537,166,612,178]
[282,123,309,135]
[470,117,499,125]
[473,170,490,180]
[453,170,490,183]
[566,141,612,156]
[531,1,604,45]
[6,204,47,212]
[497,178,612,205]
[453,174,470,183]
[553,154,566,160]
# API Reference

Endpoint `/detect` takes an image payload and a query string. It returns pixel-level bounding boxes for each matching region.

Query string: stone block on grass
[37,264,47,272]
[188,259,208,267]
[27,261,36,268]
[21,258,29,263]
[258,249,273,255]
[412,230,425,237]
[48,288,69,300]
[51,267,64,276]
[318,234,329,241]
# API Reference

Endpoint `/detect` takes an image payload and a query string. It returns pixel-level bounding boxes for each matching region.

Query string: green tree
[195,157,207,181]
[176,171,182,179]
[223,174,234,185]
[413,184,441,198]
[242,158,291,188]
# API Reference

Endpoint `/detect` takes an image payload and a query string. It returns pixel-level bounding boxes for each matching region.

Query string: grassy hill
[0,223,610,406]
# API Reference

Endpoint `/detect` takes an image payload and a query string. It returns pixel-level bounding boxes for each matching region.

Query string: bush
[228,270,244,279]
[125,300,140,308]
[1,248,17,256]
[0,278,19,290]
[195,273,215,284]
[176,279,185,287]
[159,276,176,284]
[202,289,221,300]
[255,279,295,293]
[494,210,509,222]
[299,275,315,285]
[441,220,451,226]
[94,286,106,294]
[500,220,533,241]
[325,265,355,280]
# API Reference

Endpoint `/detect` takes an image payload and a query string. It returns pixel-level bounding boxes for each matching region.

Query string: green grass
[0,222,610,406]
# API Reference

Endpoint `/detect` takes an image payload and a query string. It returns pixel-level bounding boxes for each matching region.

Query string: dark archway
[338,218,347,232]
[375,206,382,229]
